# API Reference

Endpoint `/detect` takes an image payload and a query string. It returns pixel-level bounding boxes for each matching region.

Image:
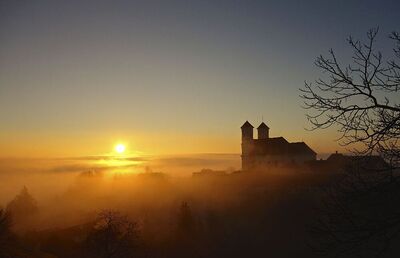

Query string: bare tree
[301,29,400,257]
[85,210,139,258]
[300,28,400,167]
[177,202,195,234]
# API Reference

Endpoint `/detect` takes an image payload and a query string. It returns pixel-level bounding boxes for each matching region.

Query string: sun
[114,144,126,154]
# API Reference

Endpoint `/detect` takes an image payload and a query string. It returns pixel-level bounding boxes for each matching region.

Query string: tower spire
[241,121,254,141]
[257,122,269,139]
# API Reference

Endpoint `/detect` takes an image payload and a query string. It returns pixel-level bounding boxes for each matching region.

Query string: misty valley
[1,163,336,258]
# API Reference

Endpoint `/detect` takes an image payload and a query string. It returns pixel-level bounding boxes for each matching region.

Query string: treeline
[0,171,330,258]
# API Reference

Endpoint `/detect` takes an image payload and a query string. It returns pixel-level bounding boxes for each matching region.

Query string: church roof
[251,137,288,155]
[249,138,316,156]
[241,121,254,128]
[289,142,317,155]
[257,122,269,129]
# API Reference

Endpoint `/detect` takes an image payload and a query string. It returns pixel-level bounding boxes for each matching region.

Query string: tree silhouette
[301,28,400,167]
[302,29,400,257]
[6,186,38,232]
[85,210,139,258]
[0,208,12,234]
[0,208,24,257]
[177,202,195,235]
[7,186,38,216]
[0,208,12,255]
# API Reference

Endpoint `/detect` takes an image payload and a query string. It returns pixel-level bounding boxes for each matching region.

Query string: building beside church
[241,121,317,171]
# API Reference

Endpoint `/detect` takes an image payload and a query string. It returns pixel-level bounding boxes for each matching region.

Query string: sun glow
[114,144,126,154]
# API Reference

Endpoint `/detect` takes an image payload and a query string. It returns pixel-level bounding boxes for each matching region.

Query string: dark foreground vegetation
[0,168,342,258]
[300,28,400,258]
[2,162,399,258]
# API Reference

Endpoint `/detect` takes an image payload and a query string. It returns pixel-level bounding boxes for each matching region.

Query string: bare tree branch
[303,28,400,258]
[300,28,400,166]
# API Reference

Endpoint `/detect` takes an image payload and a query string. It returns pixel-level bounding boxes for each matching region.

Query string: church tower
[241,120,254,142]
[241,121,254,170]
[257,122,269,139]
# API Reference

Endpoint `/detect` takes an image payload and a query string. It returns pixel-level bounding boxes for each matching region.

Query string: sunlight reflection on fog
[0,154,240,204]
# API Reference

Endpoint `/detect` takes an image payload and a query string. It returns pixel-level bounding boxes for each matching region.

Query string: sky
[0,0,399,158]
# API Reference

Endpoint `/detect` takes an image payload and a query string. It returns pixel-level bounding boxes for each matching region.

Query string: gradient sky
[0,0,399,157]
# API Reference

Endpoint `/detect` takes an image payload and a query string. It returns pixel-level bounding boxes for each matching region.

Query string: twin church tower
[241,121,269,141]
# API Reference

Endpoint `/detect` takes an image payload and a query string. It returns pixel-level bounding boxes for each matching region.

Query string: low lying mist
[0,154,329,257]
